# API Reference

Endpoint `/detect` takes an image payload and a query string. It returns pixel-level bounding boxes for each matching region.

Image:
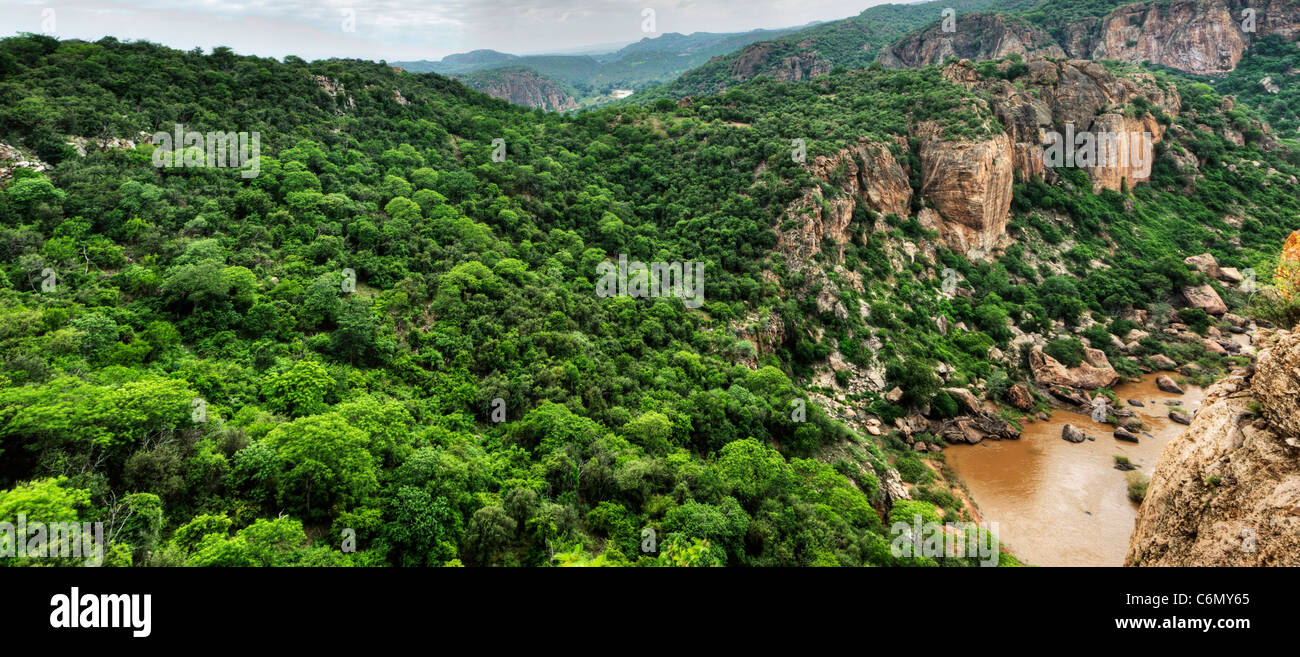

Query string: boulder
[1150,354,1177,370]
[1114,426,1141,442]
[1007,383,1034,411]
[1029,345,1120,390]
[1182,284,1227,315]
[935,414,1021,445]
[1169,410,1192,425]
[942,387,983,415]
[1183,253,1221,279]
[1062,424,1087,443]
[1155,375,1184,395]
[1218,267,1244,284]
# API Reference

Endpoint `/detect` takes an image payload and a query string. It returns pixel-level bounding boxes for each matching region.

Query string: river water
[945,375,1205,567]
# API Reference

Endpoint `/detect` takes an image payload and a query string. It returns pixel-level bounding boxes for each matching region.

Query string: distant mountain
[428,49,519,75]
[393,27,806,107]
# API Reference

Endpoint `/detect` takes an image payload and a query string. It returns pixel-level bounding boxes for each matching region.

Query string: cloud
[1,0,889,61]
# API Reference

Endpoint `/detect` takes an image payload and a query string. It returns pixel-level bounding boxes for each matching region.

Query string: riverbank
[946,373,1206,566]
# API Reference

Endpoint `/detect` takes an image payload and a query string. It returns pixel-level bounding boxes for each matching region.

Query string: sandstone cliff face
[1127,330,1300,566]
[457,68,578,112]
[914,123,1015,257]
[878,13,1064,69]
[780,138,912,266]
[1074,0,1300,75]
[941,58,1179,192]
[810,139,913,219]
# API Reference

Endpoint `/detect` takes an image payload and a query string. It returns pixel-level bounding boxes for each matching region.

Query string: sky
[0,0,897,62]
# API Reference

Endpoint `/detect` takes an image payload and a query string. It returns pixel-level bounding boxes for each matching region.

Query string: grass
[1125,471,1151,503]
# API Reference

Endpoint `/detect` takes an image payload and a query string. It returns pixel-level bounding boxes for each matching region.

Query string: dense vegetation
[630,0,1042,101]
[1172,35,1300,138]
[0,27,1296,568]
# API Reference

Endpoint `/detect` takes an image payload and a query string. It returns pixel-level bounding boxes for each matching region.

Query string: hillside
[636,0,1299,102]
[1,33,1299,567]
[453,67,579,112]
[394,28,803,107]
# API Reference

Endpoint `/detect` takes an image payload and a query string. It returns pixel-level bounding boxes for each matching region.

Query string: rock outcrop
[1276,228,1300,298]
[0,142,51,182]
[878,13,1064,69]
[914,123,1015,257]
[730,41,831,83]
[456,67,579,112]
[940,58,1179,192]
[1127,330,1300,566]
[1029,345,1120,391]
[1075,1,1300,76]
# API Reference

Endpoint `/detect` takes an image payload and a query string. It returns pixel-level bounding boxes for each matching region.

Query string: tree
[260,360,332,417]
[265,413,377,518]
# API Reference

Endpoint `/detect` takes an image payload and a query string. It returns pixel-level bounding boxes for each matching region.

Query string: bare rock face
[940,59,1179,192]
[1182,284,1228,315]
[1127,330,1300,566]
[1089,1,1249,74]
[1253,330,1300,438]
[915,124,1014,258]
[457,68,579,112]
[878,13,1064,68]
[1077,0,1300,75]
[730,41,831,83]
[1030,345,1120,391]
[1276,228,1300,298]
[808,139,912,219]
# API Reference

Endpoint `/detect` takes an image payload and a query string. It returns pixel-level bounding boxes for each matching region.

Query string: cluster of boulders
[0,142,51,182]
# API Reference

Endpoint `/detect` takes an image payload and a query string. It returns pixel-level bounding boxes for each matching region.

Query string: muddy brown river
[945,375,1206,567]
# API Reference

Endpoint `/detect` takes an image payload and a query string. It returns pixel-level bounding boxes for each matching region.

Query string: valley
[0,1,1298,569]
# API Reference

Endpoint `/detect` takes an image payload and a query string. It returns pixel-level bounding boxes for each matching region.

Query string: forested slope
[0,33,1297,567]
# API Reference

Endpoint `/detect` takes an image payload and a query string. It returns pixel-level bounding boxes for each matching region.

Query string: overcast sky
[1,0,898,61]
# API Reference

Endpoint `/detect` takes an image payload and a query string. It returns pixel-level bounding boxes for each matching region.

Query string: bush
[1044,338,1086,368]
[1125,472,1150,503]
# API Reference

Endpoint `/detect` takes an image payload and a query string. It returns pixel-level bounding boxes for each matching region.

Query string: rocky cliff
[879,13,1065,69]
[941,58,1179,192]
[456,67,578,112]
[1127,329,1300,566]
[1068,0,1300,75]
[729,41,833,83]
[914,123,1015,256]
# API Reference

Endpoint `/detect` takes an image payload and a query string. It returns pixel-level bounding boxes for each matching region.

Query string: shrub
[1125,472,1150,503]
[1044,338,1086,368]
